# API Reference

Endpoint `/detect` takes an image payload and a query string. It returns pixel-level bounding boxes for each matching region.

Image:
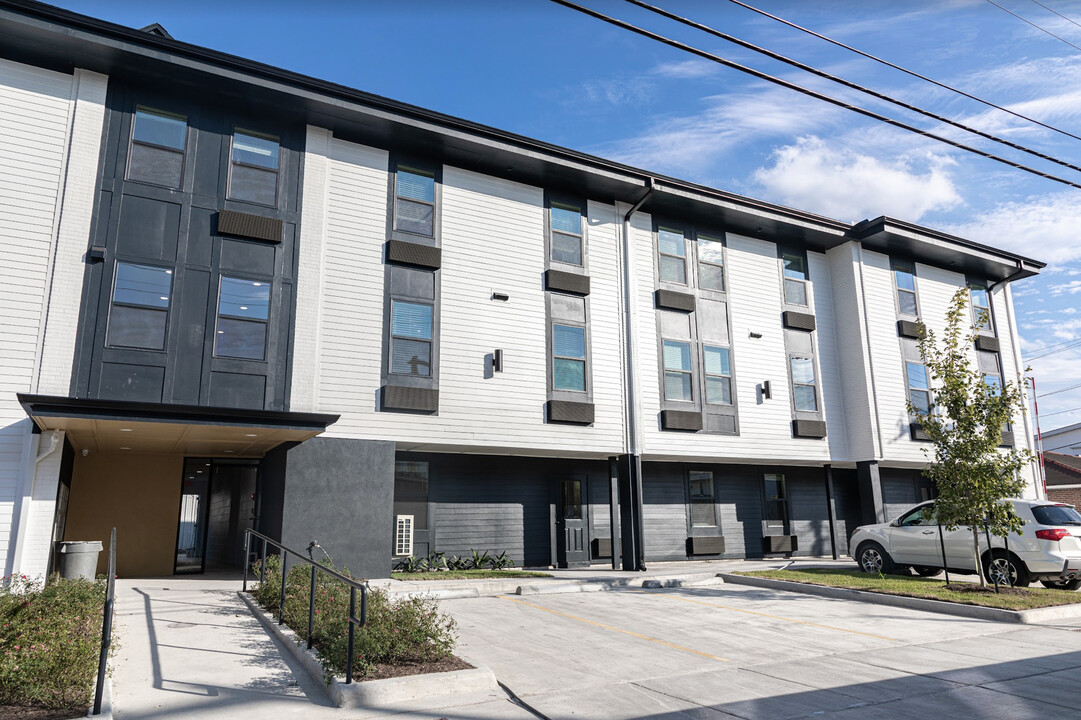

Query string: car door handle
[921,530,935,534]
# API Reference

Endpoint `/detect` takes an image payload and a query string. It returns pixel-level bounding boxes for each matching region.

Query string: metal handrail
[242,529,368,684]
[93,527,116,715]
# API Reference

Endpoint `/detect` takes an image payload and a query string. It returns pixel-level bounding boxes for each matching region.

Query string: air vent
[394,515,414,557]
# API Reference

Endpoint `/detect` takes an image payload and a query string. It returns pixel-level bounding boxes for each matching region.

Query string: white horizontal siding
[827,242,876,461]
[994,284,1040,497]
[809,251,848,462]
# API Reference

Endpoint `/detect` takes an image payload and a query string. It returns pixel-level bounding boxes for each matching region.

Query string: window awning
[17,394,339,458]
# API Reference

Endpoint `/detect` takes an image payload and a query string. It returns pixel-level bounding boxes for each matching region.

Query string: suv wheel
[983,550,1031,588]
[857,542,894,574]
[1040,578,1081,591]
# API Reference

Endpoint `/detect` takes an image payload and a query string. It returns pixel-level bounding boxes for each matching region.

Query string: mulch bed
[356,654,473,681]
[0,707,84,720]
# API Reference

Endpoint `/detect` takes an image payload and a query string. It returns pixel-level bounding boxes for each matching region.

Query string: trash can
[58,541,103,580]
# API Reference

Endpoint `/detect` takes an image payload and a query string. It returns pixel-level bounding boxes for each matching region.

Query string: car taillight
[1036,528,1071,542]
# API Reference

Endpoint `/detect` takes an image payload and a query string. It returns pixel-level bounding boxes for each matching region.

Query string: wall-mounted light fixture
[491,291,510,302]
[761,380,772,399]
[493,349,504,372]
[749,331,763,339]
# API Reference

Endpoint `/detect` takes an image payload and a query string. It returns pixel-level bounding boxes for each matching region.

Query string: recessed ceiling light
[159,296,168,301]
[253,282,262,286]
[240,306,248,310]
[119,428,132,432]
[119,447,131,450]
[224,450,235,453]
[196,470,203,474]
[244,433,257,437]
[204,463,210,467]
[217,330,224,334]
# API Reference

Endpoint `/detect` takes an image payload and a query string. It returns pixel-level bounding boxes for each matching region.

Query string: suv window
[1032,504,1081,526]
[897,504,935,527]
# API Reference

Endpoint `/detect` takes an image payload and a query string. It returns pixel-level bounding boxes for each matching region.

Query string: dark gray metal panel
[170,268,210,405]
[545,269,590,296]
[217,209,282,243]
[279,438,395,580]
[975,335,1001,352]
[220,238,276,277]
[383,385,438,413]
[655,289,695,312]
[881,468,921,522]
[116,195,180,262]
[766,535,798,553]
[386,239,441,269]
[897,319,923,338]
[831,469,863,552]
[782,311,816,332]
[688,536,724,555]
[208,371,266,409]
[787,471,830,556]
[547,400,594,424]
[857,461,885,525]
[256,443,290,543]
[642,467,687,561]
[793,419,827,438]
[98,363,164,403]
[661,410,702,431]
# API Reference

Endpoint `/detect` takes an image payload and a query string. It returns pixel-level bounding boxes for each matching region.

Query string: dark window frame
[892,257,920,318]
[656,224,689,287]
[788,354,819,413]
[968,279,995,335]
[125,105,188,189]
[763,472,789,529]
[226,126,281,207]
[546,194,587,271]
[547,293,592,399]
[661,337,696,405]
[686,469,718,528]
[905,360,932,416]
[780,249,809,308]
[388,298,435,379]
[212,274,272,361]
[388,159,441,244]
[105,260,174,352]
[702,344,733,407]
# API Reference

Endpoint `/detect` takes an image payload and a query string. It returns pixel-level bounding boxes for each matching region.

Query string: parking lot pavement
[442,583,1081,719]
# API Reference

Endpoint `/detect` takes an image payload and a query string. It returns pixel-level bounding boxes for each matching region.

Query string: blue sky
[52,0,1081,431]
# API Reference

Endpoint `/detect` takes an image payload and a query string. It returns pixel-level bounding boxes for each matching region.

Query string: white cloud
[1050,280,1081,295]
[751,136,962,223]
[941,192,1081,266]
[650,59,717,79]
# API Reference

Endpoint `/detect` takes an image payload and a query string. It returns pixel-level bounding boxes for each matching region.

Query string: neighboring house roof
[1045,452,1081,486]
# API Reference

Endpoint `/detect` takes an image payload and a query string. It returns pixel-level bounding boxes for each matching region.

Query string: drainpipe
[618,178,653,571]
[9,429,63,576]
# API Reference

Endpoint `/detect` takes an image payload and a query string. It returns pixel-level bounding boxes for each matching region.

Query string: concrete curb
[391,571,727,598]
[238,591,498,709]
[87,674,112,718]
[719,573,1081,624]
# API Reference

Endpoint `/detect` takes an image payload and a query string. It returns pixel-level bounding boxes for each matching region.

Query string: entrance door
[175,459,211,574]
[556,477,589,567]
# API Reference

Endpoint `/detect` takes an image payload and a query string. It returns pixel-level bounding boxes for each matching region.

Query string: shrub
[251,558,456,678]
[0,574,106,712]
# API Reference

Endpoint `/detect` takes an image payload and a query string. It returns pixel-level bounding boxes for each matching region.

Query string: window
[897,504,935,527]
[906,362,931,414]
[782,252,807,306]
[658,227,687,285]
[553,324,586,392]
[893,259,918,316]
[790,356,817,412]
[215,277,270,360]
[390,300,433,376]
[764,474,787,527]
[128,107,186,188]
[663,339,693,402]
[979,351,1002,396]
[688,471,716,527]
[229,130,279,205]
[550,201,584,266]
[697,234,725,291]
[394,165,436,237]
[394,461,429,535]
[703,345,732,405]
[107,262,172,350]
[970,283,993,332]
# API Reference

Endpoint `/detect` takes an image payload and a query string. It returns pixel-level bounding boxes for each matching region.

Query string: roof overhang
[18,394,339,457]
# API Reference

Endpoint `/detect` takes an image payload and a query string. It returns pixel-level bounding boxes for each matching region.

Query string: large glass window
[550,201,584,266]
[970,283,993,332]
[790,356,818,412]
[703,345,732,405]
[394,166,436,237]
[663,339,693,402]
[658,227,687,285]
[229,130,279,205]
[906,361,931,414]
[688,471,717,527]
[215,277,270,360]
[107,262,173,350]
[128,107,187,188]
[390,300,433,376]
[697,234,725,291]
[893,259,918,316]
[553,324,586,392]
[782,253,807,306]
[764,474,788,527]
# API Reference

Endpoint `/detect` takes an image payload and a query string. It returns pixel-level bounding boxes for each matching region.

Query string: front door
[556,477,589,567]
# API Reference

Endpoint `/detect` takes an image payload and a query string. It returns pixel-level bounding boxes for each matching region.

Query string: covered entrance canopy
[17,394,339,577]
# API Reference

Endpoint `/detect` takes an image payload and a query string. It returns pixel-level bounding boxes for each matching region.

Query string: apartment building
[0,0,1044,580]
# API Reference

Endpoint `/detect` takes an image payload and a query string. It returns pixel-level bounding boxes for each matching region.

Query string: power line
[624,0,1081,177]
[984,0,1081,53]
[726,0,1081,145]
[1039,381,1081,397]
[548,0,1081,191]
[1040,405,1081,417]
[1025,338,1081,360]
[1028,0,1081,31]
[1024,334,1081,355]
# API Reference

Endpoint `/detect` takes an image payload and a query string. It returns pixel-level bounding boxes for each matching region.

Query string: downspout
[9,430,63,576]
[620,178,653,571]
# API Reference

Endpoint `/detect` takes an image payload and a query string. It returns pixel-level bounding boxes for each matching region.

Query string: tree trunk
[972,527,987,587]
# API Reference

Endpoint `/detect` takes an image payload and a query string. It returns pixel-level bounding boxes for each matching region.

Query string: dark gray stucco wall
[278,437,395,580]
[256,443,291,543]
[881,468,933,522]
[831,469,863,552]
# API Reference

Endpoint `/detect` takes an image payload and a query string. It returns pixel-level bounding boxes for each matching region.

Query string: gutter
[8,429,63,576]
[620,179,652,460]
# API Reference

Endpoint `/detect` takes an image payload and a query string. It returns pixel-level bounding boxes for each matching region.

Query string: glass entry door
[175,459,211,574]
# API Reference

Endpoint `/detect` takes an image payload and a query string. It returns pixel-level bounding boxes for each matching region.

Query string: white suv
[849,499,1081,589]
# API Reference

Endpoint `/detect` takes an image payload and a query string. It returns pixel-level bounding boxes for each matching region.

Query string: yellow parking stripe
[498,595,730,662]
[632,591,897,642]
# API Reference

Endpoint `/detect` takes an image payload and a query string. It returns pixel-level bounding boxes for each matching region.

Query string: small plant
[490,551,514,570]
[467,549,492,570]
[425,551,449,572]
[446,555,468,571]
[394,555,426,573]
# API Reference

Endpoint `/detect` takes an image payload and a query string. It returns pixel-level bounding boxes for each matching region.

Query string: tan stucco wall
[64,452,182,577]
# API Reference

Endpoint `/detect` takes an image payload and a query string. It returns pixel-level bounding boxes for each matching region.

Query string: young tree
[911,287,1034,587]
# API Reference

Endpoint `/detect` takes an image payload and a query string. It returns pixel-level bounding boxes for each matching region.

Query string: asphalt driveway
[442,582,1081,719]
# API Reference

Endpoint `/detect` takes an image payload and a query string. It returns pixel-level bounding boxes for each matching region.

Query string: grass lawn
[736,568,1081,611]
[391,570,552,581]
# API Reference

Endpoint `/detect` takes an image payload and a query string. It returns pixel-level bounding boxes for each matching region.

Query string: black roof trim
[139,23,172,39]
[851,216,1045,270]
[17,394,340,432]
